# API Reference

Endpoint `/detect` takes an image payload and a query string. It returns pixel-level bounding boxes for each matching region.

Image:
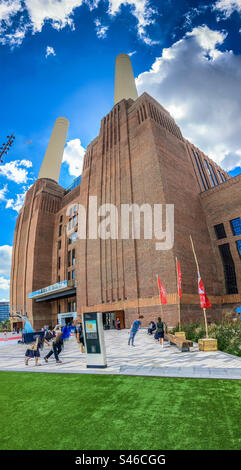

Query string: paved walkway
[0,329,241,380]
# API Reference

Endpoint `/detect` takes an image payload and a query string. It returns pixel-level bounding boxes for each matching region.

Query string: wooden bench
[165,333,193,352]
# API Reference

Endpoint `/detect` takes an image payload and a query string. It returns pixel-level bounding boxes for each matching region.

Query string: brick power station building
[10,54,241,330]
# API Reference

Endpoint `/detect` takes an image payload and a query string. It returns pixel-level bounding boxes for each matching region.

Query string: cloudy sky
[0,0,241,300]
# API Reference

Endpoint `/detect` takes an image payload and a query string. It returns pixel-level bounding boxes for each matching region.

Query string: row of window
[218,243,238,294]
[57,299,77,314]
[214,218,241,262]
[58,207,78,237]
[57,269,75,282]
[68,269,75,281]
[214,218,241,294]
[214,218,241,239]
[68,249,76,267]
[192,149,227,191]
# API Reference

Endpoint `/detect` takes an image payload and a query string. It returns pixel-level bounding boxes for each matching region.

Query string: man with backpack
[156,317,167,348]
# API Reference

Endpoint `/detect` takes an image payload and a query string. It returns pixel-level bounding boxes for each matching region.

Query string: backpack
[157,322,164,333]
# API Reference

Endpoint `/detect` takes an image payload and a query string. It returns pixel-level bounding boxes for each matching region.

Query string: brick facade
[10,93,241,330]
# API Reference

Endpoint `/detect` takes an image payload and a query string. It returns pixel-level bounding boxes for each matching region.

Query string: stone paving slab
[120,365,241,380]
[0,329,241,380]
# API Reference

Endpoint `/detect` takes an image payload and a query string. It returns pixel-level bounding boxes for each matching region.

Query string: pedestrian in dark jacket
[44,327,63,364]
[156,317,167,348]
[76,322,85,353]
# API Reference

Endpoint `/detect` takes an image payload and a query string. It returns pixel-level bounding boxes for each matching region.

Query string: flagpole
[175,257,181,332]
[156,274,163,318]
[190,235,209,338]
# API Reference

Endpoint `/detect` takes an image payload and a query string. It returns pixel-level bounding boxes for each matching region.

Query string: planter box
[198,338,218,352]
[175,332,186,340]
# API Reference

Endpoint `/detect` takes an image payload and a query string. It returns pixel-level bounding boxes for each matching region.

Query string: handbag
[30,341,38,351]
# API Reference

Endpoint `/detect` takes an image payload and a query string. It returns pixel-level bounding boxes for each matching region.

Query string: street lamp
[0,133,15,163]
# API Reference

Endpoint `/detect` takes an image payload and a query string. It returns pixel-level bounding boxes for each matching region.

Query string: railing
[65,175,81,193]
[28,280,77,299]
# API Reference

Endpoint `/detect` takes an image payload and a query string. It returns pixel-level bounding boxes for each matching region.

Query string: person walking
[128,315,144,346]
[44,327,63,364]
[25,335,50,366]
[116,318,121,330]
[156,317,166,347]
[76,322,85,353]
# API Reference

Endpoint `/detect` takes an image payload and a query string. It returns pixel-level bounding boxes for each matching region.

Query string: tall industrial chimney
[114,53,138,105]
[38,117,69,183]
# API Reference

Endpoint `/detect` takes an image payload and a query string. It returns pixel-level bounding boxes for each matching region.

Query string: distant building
[10,54,241,330]
[0,301,10,323]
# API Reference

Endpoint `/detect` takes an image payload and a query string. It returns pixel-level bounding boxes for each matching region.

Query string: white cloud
[186,25,227,51]
[0,0,21,23]
[0,245,12,278]
[0,1,158,47]
[24,0,84,32]
[45,45,56,58]
[108,0,158,45]
[0,276,10,291]
[5,187,29,212]
[0,185,8,201]
[0,159,32,184]
[63,139,86,177]
[0,22,30,47]
[136,25,241,171]
[94,18,109,39]
[214,0,241,18]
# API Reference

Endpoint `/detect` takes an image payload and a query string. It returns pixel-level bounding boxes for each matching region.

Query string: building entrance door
[115,311,125,329]
[102,311,125,329]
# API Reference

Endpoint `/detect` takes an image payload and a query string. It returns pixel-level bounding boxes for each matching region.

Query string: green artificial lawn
[1,371,241,450]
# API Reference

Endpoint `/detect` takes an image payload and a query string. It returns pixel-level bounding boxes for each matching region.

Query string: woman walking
[25,335,50,366]
[156,317,166,348]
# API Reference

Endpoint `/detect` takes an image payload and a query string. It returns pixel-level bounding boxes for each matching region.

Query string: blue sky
[0,0,241,300]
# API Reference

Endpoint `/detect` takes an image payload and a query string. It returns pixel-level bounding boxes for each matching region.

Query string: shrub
[173,321,241,357]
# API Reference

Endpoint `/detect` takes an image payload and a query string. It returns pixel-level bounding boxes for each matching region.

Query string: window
[204,160,216,187]
[192,150,209,191]
[74,204,78,214]
[230,218,241,236]
[214,223,226,240]
[58,257,61,270]
[72,249,76,266]
[73,215,77,227]
[68,271,71,281]
[57,275,60,283]
[217,170,222,182]
[59,225,62,237]
[209,164,219,186]
[72,270,75,280]
[68,232,77,245]
[219,244,238,294]
[59,215,63,223]
[222,173,227,181]
[58,240,61,250]
[236,240,241,260]
[68,251,71,267]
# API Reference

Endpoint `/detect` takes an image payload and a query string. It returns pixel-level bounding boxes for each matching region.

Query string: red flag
[176,259,182,298]
[198,272,212,308]
[157,275,167,304]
